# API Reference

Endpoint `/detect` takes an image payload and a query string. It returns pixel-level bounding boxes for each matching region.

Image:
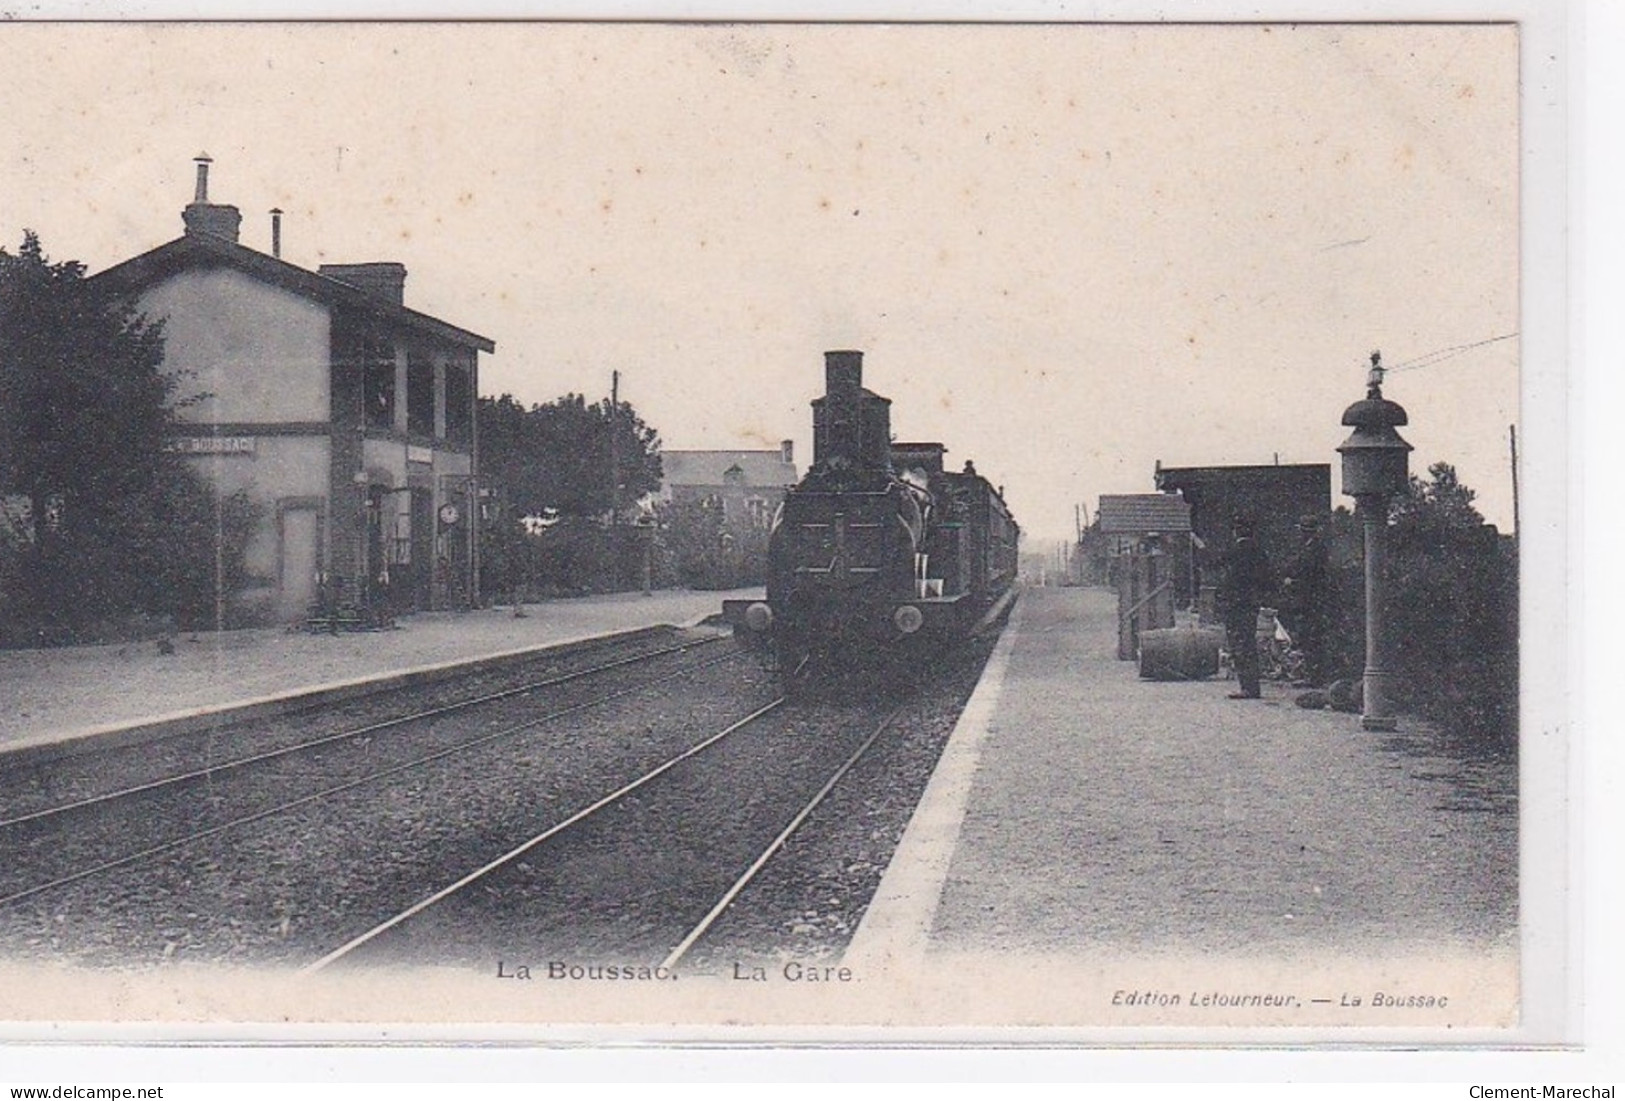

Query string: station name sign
[166,436,257,455]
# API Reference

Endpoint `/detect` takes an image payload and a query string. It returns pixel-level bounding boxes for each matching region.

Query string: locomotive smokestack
[825,350,863,395]
[812,348,890,470]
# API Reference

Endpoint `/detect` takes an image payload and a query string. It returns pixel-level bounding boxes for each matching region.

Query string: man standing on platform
[1279,515,1331,688]
[1219,514,1272,700]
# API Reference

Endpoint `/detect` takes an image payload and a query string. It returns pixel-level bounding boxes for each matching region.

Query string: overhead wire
[1384,332,1519,373]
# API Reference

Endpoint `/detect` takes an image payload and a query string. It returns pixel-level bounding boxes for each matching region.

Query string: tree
[476,391,663,595]
[1,231,256,641]
[1390,461,1486,532]
[1320,462,1516,748]
[2,233,166,538]
[477,391,662,521]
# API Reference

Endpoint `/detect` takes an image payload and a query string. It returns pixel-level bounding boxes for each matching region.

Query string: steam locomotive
[731,350,1019,687]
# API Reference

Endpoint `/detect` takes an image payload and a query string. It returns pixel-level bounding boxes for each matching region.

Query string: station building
[1152,460,1331,604]
[1152,460,1331,564]
[91,158,495,624]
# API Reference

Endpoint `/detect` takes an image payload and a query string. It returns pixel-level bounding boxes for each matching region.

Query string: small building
[1096,493,1195,603]
[1153,460,1332,596]
[90,157,495,624]
[660,442,798,533]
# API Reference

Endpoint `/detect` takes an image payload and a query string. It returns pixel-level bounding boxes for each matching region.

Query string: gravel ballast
[0,639,775,968]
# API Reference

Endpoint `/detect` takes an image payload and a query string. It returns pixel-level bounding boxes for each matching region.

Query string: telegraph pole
[610,370,621,517]
[1509,423,1520,537]
[610,370,621,590]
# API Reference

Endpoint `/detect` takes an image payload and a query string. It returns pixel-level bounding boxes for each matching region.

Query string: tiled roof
[662,450,797,489]
[90,232,495,353]
[1097,493,1192,534]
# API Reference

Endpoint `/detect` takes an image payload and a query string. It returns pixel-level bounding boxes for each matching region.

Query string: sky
[1,21,1520,542]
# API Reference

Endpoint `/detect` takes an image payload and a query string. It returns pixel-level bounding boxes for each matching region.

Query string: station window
[362,339,395,430]
[407,351,435,437]
[444,360,472,447]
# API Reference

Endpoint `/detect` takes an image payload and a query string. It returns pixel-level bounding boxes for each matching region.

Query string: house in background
[91,157,494,623]
[659,442,799,533]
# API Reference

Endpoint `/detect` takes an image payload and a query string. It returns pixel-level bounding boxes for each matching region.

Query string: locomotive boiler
[733,350,1019,687]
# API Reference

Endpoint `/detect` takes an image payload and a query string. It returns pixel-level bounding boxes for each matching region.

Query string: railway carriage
[731,350,1019,687]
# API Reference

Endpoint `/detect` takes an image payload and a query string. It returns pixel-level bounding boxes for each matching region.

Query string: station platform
[0,588,755,763]
[845,584,1519,1024]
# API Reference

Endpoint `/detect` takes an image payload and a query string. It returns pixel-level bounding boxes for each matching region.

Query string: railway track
[0,629,722,823]
[303,696,906,975]
[0,634,739,912]
[0,625,993,971]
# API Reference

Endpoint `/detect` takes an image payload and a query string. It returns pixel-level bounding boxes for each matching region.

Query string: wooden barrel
[1138,626,1224,681]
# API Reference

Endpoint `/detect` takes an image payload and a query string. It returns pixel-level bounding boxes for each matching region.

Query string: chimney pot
[193,153,213,203]
[780,439,794,465]
[270,208,283,259]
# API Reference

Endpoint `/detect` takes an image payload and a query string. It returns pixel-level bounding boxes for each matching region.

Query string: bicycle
[1219,607,1306,684]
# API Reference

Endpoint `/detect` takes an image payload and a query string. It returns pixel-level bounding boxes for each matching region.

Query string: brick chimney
[319,262,407,306]
[181,153,242,243]
[780,439,794,465]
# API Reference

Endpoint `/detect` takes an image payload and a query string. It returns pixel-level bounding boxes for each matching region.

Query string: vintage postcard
[0,15,1565,1048]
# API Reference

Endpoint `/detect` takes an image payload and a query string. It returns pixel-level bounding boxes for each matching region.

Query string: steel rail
[660,703,905,971]
[298,696,788,976]
[0,649,746,911]
[0,634,725,832]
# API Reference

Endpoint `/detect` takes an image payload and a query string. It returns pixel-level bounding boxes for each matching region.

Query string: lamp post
[1336,352,1413,732]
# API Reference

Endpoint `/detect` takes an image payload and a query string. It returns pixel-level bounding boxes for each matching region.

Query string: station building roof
[90,230,495,354]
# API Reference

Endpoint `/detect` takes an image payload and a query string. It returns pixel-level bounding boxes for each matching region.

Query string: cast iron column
[1356,493,1396,730]
[1337,352,1412,733]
